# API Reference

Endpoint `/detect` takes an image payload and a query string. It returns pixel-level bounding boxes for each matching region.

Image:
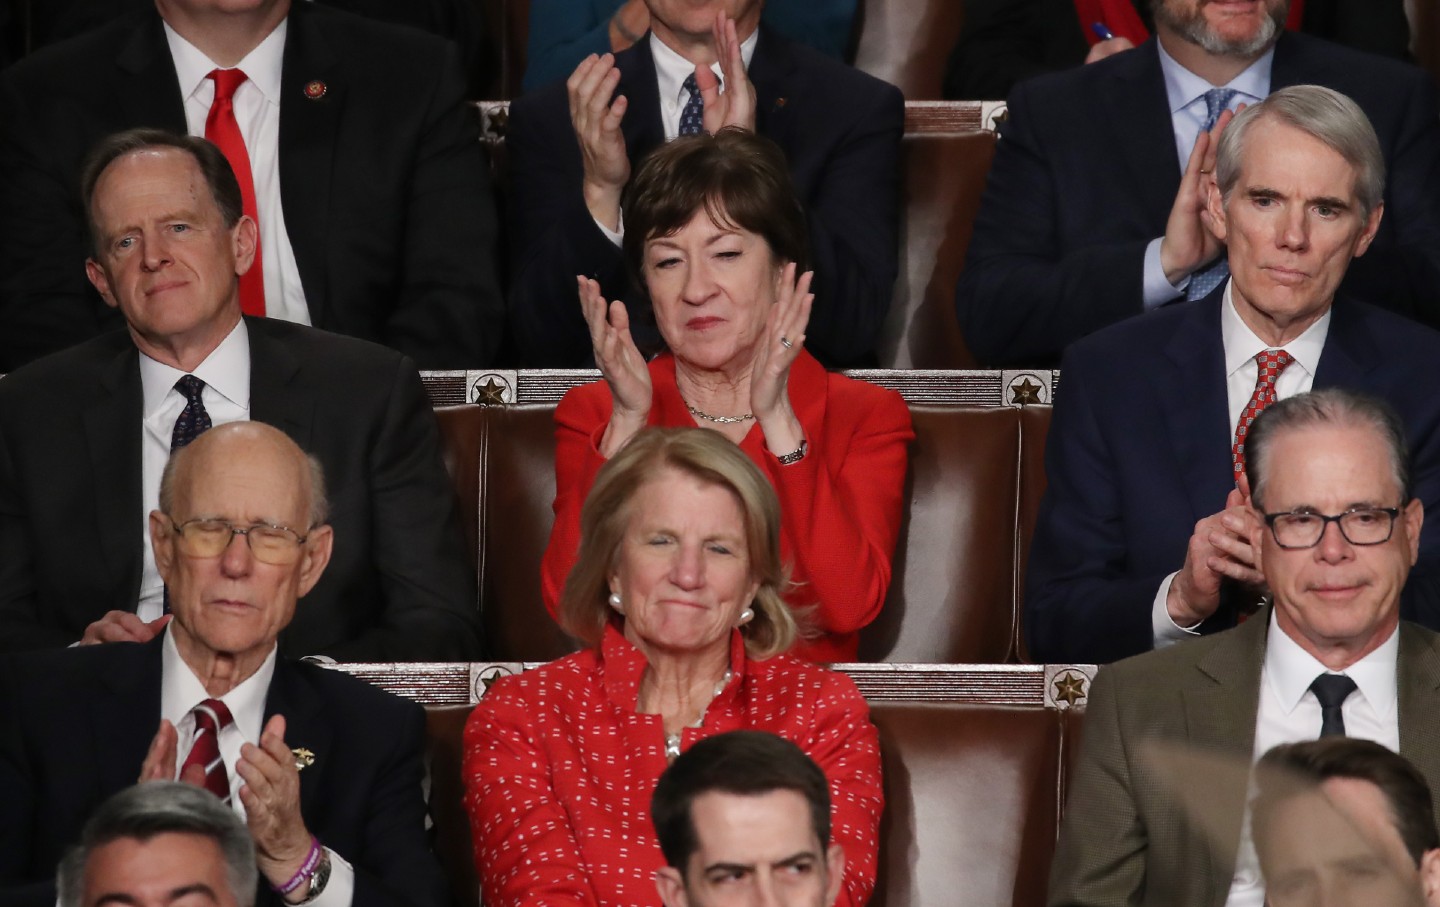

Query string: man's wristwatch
[296,850,332,904]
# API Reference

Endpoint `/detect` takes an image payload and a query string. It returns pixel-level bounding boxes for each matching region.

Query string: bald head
[160,423,328,532]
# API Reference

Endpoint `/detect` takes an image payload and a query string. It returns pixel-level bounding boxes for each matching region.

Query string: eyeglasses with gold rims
[1262,507,1403,550]
[165,516,313,565]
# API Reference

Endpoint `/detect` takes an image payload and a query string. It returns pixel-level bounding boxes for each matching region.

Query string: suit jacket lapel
[246,320,314,450]
[1398,624,1440,811]
[277,2,342,326]
[1109,39,1184,228]
[1183,614,1269,900]
[1313,298,1380,390]
[82,344,145,602]
[93,638,166,798]
[748,26,795,151]
[263,661,332,823]
[617,37,664,162]
[111,10,188,130]
[1158,296,1235,521]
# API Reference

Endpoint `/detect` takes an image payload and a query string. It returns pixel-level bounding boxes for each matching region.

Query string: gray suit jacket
[1048,612,1440,907]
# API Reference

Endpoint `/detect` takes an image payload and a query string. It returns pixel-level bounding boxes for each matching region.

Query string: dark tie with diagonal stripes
[180,698,235,802]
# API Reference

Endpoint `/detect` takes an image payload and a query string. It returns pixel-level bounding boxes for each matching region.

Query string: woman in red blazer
[540,128,913,662]
[466,429,882,906]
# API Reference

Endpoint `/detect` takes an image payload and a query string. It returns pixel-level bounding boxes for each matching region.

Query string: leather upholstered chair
[876,129,994,369]
[857,405,1020,663]
[852,0,967,99]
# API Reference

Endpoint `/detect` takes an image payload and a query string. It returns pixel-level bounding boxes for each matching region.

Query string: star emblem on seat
[1052,672,1087,707]
[1011,377,1043,406]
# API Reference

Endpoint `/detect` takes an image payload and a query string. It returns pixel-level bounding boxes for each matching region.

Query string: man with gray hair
[57,782,257,907]
[1026,85,1440,665]
[1048,387,1440,907]
[956,0,1440,366]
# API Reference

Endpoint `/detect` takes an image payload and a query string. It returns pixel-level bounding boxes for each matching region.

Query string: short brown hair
[558,427,801,658]
[622,127,809,292]
[81,128,243,255]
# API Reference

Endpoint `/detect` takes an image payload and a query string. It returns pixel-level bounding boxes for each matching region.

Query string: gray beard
[1156,3,1284,58]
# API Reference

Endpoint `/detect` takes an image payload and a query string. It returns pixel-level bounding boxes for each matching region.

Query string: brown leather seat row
[425,368,1057,664]
[336,660,1096,907]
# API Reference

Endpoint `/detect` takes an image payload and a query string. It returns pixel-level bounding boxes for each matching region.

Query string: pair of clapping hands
[1168,476,1267,629]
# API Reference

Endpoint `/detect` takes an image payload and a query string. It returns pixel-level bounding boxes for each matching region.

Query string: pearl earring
[608,592,624,613]
[738,607,754,625]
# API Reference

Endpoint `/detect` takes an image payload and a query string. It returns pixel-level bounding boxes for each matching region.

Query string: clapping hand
[579,276,652,456]
[696,13,756,134]
[750,264,813,452]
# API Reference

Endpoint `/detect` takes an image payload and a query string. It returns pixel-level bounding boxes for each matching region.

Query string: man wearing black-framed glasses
[1050,387,1440,907]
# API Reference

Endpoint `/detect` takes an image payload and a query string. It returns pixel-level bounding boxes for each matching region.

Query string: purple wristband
[273,837,322,897]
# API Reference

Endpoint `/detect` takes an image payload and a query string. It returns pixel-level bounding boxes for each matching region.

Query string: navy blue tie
[171,375,213,452]
[679,73,704,136]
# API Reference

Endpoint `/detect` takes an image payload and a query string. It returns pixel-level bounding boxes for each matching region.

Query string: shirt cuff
[307,847,354,907]
[592,209,625,247]
[1153,571,1203,648]
[1142,237,1188,310]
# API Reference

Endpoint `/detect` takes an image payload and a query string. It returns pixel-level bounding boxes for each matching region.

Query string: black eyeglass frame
[1261,506,1403,550]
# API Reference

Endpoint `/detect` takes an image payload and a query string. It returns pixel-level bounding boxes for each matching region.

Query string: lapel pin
[292,747,316,771]
[303,80,327,101]
[773,97,787,109]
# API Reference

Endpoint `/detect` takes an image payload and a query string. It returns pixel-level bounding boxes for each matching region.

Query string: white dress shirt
[591,29,760,246]
[137,320,252,619]
[1224,612,1399,906]
[164,21,311,326]
[160,627,356,905]
[1151,281,1328,645]
[1141,41,1272,309]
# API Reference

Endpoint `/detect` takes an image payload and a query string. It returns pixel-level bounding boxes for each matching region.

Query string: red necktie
[1232,349,1293,481]
[205,68,265,316]
[180,698,235,802]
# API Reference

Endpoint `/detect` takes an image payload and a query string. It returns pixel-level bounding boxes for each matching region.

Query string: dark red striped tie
[205,68,266,316]
[180,698,235,802]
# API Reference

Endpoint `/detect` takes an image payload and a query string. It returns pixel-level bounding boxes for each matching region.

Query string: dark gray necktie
[1310,674,1358,737]
[679,73,704,136]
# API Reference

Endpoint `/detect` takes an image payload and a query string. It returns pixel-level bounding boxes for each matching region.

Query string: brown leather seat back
[877,130,994,369]
[851,0,967,99]
[869,702,1063,907]
[425,705,479,907]
[478,404,577,661]
[434,406,486,561]
[859,406,1019,662]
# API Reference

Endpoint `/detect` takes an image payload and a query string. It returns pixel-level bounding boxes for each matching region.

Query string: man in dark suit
[954,0,1440,366]
[0,128,479,661]
[0,421,448,906]
[505,0,901,368]
[1048,387,1440,907]
[0,0,502,371]
[1025,85,1440,666]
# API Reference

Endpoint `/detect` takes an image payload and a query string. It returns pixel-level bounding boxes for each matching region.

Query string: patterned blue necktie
[1186,87,1241,301]
[679,73,704,136]
[171,375,213,451]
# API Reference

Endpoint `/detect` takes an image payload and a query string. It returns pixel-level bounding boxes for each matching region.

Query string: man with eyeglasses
[0,127,478,661]
[1048,387,1440,907]
[0,421,448,906]
[1026,85,1440,665]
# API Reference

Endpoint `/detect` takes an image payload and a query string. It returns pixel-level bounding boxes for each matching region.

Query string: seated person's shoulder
[290,658,425,723]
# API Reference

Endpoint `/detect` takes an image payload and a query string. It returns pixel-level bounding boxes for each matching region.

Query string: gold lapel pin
[303,80,327,100]
[292,747,316,771]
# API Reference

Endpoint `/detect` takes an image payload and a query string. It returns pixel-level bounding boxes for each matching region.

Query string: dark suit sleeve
[1024,349,1171,663]
[504,86,630,367]
[954,78,1150,366]
[342,698,449,907]
[798,77,903,367]
[380,40,504,369]
[942,0,1088,101]
[1046,667,1149,907]
[314,356,480,662]
[0,408,71,653]
[0,662,53,907]
[0,70,113,370]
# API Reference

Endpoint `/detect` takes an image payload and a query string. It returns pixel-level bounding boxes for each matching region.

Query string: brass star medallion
[1052,672,1087,707]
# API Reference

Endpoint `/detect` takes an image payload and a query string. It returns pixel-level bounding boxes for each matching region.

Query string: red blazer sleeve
[768,377,913,658]
[540,382,615,617]
[806,670,884,907]
[462,679,601,907]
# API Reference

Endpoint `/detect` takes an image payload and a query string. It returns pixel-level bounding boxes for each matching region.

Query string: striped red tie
[205,68,265,316]
[180,698,235,802]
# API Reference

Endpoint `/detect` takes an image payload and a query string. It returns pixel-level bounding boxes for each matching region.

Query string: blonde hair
[558,427,800,658]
